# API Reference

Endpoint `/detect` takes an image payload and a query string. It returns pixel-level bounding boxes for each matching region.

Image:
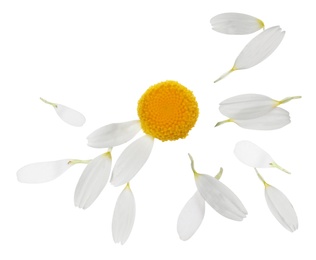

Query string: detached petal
[112,183,136,245]
[111,135,154,186]
[177,191,205,241]
[234,140,290,173]
[211,13,264,35]
[17,159,72,183]
[219,94,277,120]
[214,26,285,82]
[74,152,112,209]
[87,120,141,148]
[234,107,290,130]
[195,173,247,221]
[265,185,298,232]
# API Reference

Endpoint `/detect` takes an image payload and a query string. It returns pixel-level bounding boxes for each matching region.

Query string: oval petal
[177,191,205,241]
[211,13,264,35]
[112,184,136,245]
[87,120,141,148]
[265,185,298,232]
[54,104,86,127]
[74,153,112,209]
[111,135,154,186]
[17,159,72,183]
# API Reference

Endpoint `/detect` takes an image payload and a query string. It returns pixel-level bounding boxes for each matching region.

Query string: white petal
[74,153,112,209]
[265,185,298,232]
[195,173,247,221]
[211,13,264,35]
[87,120,141,148]
[234,107,290,130]
[112,184,136,244]
[111,135,154,186]
[54,104,86,127]
[234,140,274,168]
[235,26,285,69]
[219,94,277,120]
[177,191,205,241]
[17,159,72,183]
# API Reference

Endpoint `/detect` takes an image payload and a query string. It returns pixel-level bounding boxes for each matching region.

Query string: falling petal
[87,120,141,148]
[177,191,205,241]
[111,135,154,186]
[256,170,298,232]
[234,140,290,173]
[112,183,136,245]
[211,13,264,35]
[214,26,285,82]
[189,154,247,221]
[74,152,112,209]
[17,159,73,183]
[40,97,86,127]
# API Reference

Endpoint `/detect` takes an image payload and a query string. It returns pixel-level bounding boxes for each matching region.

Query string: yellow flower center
[137,80,199,141]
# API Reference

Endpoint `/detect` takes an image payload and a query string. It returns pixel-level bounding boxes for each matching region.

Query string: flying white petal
[219,94,278,120]
[112,183,136,245]
[40,98,86,127]
[234,107,290,130]
[265,185,298,232]
[214,26,285,82]
[87,120,141,148]
[211,13,264,35]
[111,135,154,186]
[177,191,205,241]
[74,152,112,209]
[17,159,73,183]
[234,140,290,173]
[195,173,247,221]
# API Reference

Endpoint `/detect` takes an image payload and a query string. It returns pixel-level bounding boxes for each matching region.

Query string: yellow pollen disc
[137,80,199,141]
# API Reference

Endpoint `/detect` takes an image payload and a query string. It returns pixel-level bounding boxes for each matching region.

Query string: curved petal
[234,107,290,130]
[265,185,298,232]
[219,94,277,120]
[111,135,154,186]
[177,191,205,241]
[74,152,112,209]
[54,104,86,127]
[112,184,136,245]
[235,26,285,69]
[211,13,264,35]
[195,173,247,221]
[17,159,72,183]
[87,120,141,148]
[234,140,274,168]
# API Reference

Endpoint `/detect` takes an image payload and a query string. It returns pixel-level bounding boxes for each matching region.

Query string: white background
[1,0,315,259]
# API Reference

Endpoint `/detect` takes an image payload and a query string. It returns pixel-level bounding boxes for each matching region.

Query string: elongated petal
[235,26,285,69]
[74,153,112,209]
[265,185,298,232]
[211,13,264,35]
[112,184,136,244]
[111,135,154,186]
[195,173,247,221]
[234,107,290,130]
[54,104,86,127]
[87,120,141,148]
[177,191,205,241]
[17,159,72,183]
[219,94,277,120]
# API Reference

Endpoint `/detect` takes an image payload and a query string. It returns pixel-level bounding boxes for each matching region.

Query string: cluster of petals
[177,154,247,241]
[210,13,285,82]
[215,94,301,130]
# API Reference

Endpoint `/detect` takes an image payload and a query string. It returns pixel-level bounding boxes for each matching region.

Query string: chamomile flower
[214,26,285,83]
[87,80,199,186]
[40,97,86,127]
[256,169,298,232]
[210,13,264,35]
